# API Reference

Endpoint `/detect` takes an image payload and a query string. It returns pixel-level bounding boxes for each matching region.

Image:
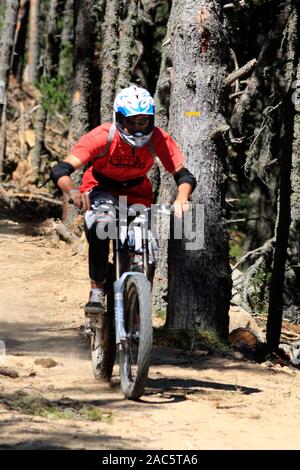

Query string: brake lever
[68,197,84,213]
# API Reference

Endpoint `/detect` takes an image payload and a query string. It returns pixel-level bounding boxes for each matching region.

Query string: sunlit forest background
[0,0,299,354]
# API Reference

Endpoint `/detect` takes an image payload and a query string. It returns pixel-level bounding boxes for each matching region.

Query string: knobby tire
[91,264,116,381]
[119,274,152,400]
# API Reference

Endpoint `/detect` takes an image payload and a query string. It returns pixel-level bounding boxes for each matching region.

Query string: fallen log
[53,222,80,244]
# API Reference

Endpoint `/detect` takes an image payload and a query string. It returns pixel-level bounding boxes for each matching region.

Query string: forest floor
[0,215,300,451]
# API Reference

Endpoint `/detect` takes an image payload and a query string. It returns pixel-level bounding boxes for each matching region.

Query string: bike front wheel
[91,312,115,381]
[119,274,152,400]
[91,265,116,381]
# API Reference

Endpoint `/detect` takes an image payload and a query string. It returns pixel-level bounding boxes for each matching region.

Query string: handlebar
[68,196,173,216]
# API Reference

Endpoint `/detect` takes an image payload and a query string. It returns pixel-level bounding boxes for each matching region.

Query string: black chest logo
[109,148,145,169]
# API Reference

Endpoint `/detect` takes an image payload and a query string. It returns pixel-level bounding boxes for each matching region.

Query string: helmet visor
[116,113,154,136]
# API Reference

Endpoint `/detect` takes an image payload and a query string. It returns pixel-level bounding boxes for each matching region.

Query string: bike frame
[113,210,150,348]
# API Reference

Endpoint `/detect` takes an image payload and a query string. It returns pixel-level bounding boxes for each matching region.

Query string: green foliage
[6,395,113,423]
[229,230,246,259]
[81,406,113,423]
[152,2,170,66]
[197,329,230,355]
[154,328,229,355]
[59,41,73,79]
[251,269,272,314]
[36,75,70,119]
[154,310,166,321]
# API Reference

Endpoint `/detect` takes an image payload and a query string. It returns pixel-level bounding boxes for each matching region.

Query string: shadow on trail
[0,389,144,450]
[0,321,89,359]
[0,414,134,450]
[145,376,261,396]
[0,442,71,450]
[0,198,61,228]
[150,345,283,377]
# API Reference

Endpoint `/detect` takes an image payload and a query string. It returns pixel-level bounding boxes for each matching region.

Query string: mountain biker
[51,85,196,316]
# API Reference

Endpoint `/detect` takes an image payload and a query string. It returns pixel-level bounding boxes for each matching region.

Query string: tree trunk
[136,0,171,94]
[64,0,97,224]
[100,0,120,122]
[11,0,29,85]
[31,104,47,173]
[266,93,294,349]
[152,3,177,314]
[0,0,19,174]
[0,100,7,176]
[89,0,105,129]
[58,0,73,77]
[71,0,97,143]
[267,3,298,349]
[61,0,73,45]
[31,1,65,177]
[163,0,231,337]
[27,0,39,83]
[0,0,19,123]
[115,0,139,91]
[287,57,300,324]
[45,0,66,79]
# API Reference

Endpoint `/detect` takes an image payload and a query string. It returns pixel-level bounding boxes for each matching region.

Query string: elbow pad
[173,168,197,192]
[50,162,75,186]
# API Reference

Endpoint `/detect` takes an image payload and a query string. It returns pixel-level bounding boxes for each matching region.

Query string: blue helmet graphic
[113,85,155,148]
[114,85,155,117]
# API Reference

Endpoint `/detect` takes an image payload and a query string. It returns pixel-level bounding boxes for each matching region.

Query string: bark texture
[100,0,120,122]
[0,0,19,120]
[27,0,39,83]
[58,0,73,77]
[266,92,294,349]
[115,1,139,91]
[71,0,98,143]
[46,0,66,79]
[152,3,177,313]
[11,0,29,85]
[163,0,231,337]
[31,104,47,172]
[266,3,298,349]
[65,0,97,224]
[0,0,19,174]
[288,59,300,324]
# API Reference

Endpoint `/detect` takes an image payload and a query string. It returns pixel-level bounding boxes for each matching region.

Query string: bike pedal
[82,327,94,337]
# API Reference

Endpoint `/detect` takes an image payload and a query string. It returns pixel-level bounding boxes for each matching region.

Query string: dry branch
[13,193,63,206]
[232,237,275,270]
[223,1,245,9]
[230,2,291,134]
[225,59,257,87]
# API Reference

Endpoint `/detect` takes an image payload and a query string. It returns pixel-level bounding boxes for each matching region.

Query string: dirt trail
[0,218,299,450]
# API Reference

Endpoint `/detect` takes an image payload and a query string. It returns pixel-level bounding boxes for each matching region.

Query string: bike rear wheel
[91,264,116,381]
[119,274,152,399]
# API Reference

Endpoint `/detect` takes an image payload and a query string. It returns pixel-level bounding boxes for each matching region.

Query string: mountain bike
[87,203,160,400]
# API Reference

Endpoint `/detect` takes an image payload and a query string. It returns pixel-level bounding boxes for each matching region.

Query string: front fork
[113,272,144,348]
[114,218,149,348]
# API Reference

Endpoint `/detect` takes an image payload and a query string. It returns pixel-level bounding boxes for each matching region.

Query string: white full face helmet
[113,85,155,148]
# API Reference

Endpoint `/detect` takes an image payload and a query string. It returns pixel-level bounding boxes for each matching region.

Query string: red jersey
[70,123,185,206]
